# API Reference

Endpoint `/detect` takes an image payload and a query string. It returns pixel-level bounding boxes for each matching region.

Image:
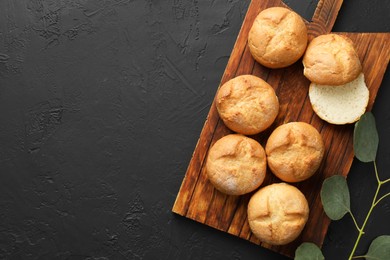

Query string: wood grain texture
[307,0,344,39]
[172,0,390,257]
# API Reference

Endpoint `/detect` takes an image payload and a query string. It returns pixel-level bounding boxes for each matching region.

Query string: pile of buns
[248,7,369,125]
[205,6,369,246]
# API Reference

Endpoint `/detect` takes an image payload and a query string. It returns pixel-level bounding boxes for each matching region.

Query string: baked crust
[206,134,267,195]
[303,34,362,85]
[216,75,279,135]
[247,183,309,245]
[265,122,324,182]
[248,7,308,69]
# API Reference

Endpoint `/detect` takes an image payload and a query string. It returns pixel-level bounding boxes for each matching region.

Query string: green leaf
[354,112,379,163]
[365,235,390,260]
[320,175,350,220]
[294,242,324,260]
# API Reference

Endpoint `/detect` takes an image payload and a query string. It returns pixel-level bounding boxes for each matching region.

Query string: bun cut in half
[248,7,308,69]
[309,73,369,125]
[303,34,362,85]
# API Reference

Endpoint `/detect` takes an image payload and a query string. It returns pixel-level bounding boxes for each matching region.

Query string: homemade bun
[216,75,279,135]
[248,7,308,69]
[247,183,309,245]
[303,34,362,85]
[309,73,369,125]
[265,122,324,182]
[206,134,267,195]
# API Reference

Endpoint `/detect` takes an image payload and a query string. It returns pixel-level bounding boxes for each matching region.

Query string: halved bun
[309,73,369,124]
[303,34,362,85]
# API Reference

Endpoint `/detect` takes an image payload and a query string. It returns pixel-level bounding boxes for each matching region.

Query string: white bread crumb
[309,73,369,125]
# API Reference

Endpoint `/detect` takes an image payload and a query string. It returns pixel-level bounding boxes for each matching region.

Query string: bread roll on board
[265,122,325,183]
[216,75,279,135]
[205,134,267,196]
[303,34,362,86]
[248,7,308,69]
[247,183,309,245]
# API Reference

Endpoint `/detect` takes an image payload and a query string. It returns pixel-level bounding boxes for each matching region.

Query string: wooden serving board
[172,0,390,257]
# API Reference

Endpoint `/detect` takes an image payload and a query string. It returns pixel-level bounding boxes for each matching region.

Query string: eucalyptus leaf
[294,242,324,260]
[365,235,390,260]
[320,175,350,220]
[354,112,379,163]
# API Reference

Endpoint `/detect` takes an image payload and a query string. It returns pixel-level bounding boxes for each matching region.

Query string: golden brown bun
[206,134,267,195]
[303,34,362,85]
[248,7,308,69]
[216,75,279,135]
[265,122,324,182]
[247,183,309,245]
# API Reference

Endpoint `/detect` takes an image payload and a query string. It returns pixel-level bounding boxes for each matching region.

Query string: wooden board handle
[308,0,344,39]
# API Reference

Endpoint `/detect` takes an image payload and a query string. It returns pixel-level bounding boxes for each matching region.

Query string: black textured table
[0,1,389,259]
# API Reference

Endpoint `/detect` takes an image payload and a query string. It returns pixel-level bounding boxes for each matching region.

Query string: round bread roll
[216,75,279,135]
[247,183,309,245]
[248,7,308,69]
[303,34,362,85]
[265,122,324,182]
[309,73,369,125]
[206,134,267,195]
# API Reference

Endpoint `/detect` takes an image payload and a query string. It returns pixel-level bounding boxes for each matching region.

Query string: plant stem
[382,178,390,184]
[348,210,362,233]
[374,192,390,207]
[348,161,382,260]
[374,161,380,183]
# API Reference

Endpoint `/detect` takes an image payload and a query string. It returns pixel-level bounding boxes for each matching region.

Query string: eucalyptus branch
[295,112,390,260]
[348,210,362,233]
[381,178,390,185]
[374,192,390,208]
[374,161,381,184]
[348,168,382,260]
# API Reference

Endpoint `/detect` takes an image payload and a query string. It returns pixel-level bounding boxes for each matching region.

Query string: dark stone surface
[0,0,388,259]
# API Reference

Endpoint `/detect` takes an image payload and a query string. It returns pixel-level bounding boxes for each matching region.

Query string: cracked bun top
[216,75,279,135]
[303,34,362,85]
[248,7,308,69]
[247,183,309,245]
[265,122,324,182]
[206,134,267,196]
